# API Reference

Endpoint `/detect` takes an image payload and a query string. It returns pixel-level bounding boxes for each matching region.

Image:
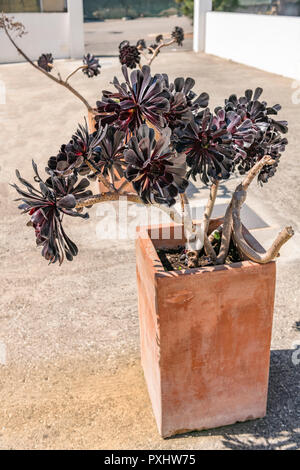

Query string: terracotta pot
[88,110,97,134]
[136,219,276,438]
[87,110,133,194]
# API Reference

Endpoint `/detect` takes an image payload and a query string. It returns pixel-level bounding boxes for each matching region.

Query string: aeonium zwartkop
[2,14,293,267]
[12,65,294,267]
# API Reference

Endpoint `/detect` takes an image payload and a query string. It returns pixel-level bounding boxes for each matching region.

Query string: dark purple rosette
[96,65,170,134]
[12,162,92,264]
[124,124,188,206]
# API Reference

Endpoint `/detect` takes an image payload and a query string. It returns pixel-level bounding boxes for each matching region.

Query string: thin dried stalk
[76,188,209,268]
[3,19,93,112]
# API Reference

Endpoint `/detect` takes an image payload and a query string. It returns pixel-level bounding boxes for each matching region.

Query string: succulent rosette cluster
[12,162,91,265]
[37,53,53,72]
[125,125,188,206]
[119,41,141,69]
[3,14,290,266]
[136,39,146,50]
[82,53,101,78]
[173,88,288,185]
[47,121,107,177]
[171,26,184,46]
[96,65,171,133]
[148,36,163,55]
[13,65,288,264]
[37,52,101,78]
[172,108,250,184]
[161,75,209,130]
[96,127,126,182]
[118,26,185,69]
[217,88,288,183]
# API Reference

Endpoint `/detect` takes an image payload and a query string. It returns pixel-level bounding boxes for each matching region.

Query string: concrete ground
[84,16,193,57]
[0,34,299,449]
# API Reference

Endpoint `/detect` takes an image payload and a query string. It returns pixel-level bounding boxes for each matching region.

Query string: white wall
[193,0,212,53]
[0,0,84,63]
[205,12,300,80]
[68,0,85,59]
[1,13,69,63]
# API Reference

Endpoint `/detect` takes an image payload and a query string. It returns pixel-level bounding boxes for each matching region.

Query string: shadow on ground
[294,321,300,332]
[185,178,238,200]
[169,350,300,450]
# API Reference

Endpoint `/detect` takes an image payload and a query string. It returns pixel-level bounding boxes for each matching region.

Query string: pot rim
[136,218,274,279]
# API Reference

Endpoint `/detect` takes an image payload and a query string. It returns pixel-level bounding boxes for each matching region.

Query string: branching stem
[148,39,176,66]
[203,180,219,259]
[3,20,93,112]
[84,160,114,191]
[216,202,233,265]
[229,155,294,263]
[180,193,195,234]
[75,191,184,227]
[65,65,88,83]
[232,195,294,263]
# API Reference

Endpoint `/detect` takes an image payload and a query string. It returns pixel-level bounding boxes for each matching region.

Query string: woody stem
[3,23,93,112]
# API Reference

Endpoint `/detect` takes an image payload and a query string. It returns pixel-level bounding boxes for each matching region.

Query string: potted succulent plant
[1,14,184,193]
[2,15,294,437]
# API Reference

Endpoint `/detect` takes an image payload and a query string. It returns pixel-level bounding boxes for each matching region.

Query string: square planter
[136,220,276,438]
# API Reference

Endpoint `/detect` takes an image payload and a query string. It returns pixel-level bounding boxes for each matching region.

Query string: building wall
[42,0,66,11]
[0,0,67,12]
[0,0,40,12]
[0,1,84,63]
[83,0,179,19]
[205,12,300,80]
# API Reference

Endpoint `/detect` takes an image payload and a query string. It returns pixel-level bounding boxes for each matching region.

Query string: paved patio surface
[0,43,299,449]
[84,16,193,57]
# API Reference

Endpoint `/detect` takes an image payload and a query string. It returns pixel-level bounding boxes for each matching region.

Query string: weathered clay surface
[136,221,276,438]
